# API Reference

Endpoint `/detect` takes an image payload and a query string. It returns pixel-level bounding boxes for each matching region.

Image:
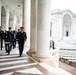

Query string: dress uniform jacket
[4,31,10,54]
[4,31,10,43]
[17,32,27,44]
[16,31,27,57]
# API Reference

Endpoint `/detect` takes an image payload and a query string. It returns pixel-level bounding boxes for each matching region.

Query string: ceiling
[3,0,23,15]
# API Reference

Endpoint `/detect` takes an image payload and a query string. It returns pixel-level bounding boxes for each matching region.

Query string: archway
[1,6,6,30]
[62,14,71,37]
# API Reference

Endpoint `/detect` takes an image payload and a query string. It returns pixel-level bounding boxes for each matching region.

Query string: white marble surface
[0,56,28,61]
[39,63,73,75]
[17,67,43,74]
[0,45,74,75]
[0,59,28,66]
[0,63,37,71]
[1,72,13,75]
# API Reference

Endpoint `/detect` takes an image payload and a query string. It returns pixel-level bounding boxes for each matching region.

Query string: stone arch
[62,14,71,37]
[1,6,6,30]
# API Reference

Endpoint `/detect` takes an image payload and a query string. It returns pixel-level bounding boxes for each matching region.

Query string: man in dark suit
[16,27,27,57]
[4,31,10,54]
[8,27,14,52]
[0,26,4,50]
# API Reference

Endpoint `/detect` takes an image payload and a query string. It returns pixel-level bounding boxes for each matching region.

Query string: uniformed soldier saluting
[16,27,27,57]
[0,26,4,50]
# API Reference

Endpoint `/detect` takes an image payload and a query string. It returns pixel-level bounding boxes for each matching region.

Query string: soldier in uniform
[0,26,4,50]
[16,27,27,57]
[4,31,10,54]
[8,27,14,51]
[13,30,17,49]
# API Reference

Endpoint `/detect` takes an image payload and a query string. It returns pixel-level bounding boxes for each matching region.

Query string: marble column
[23,0,31,48]
[57,18,63,40]
[20,15,22,27]
[0,8,1,26]
[29,0,37,53]
[35,0,51,58]
[13,12,16,30]
[71,21,76,40]
[0,0,1,26]
[6,6,9,30]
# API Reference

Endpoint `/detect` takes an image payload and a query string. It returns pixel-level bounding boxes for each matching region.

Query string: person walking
[0,26,4,50]
[4,31,10,54]
[13,30,17,49]
[16,27,27,57]
[8,27,14,51]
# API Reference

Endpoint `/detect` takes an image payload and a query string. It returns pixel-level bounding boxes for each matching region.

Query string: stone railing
[59,49,76,64]
[50,47,60,67]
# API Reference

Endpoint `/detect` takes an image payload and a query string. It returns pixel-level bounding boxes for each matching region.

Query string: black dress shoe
[8,51,10,55]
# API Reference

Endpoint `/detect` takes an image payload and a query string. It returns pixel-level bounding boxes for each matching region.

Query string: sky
[51,0,76,14]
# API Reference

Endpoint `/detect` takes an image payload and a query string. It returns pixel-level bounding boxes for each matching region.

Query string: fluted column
[13,12,16,30]
[6,6,9,30]
[0,0,1,26]
[0,6,1,26]
[35,0,51,58]
[29,0,37,52]
[23,0,31,48]
[20,15,22,27]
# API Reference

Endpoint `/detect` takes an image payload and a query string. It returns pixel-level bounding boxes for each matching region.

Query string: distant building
[50,9,76,47]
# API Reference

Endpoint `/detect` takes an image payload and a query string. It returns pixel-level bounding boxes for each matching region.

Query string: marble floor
[59,61,76,75]
[0,47,73,75]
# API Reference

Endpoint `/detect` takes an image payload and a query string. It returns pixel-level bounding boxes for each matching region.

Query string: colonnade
[0,2,22,31]
[0,0,59,67]
[25,0,51,58]
[24,0,59,67]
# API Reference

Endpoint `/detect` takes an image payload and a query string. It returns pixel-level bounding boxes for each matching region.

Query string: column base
[32,54,58,67]
[27,50,36,57]
[27,51,59,67]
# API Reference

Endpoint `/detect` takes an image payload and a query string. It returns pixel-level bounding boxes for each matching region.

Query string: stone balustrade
[59,49,76,64]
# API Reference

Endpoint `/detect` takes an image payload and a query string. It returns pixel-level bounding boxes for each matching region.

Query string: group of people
[0,26,27,57]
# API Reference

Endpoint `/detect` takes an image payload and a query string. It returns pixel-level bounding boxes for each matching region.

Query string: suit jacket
[16,32,27,44]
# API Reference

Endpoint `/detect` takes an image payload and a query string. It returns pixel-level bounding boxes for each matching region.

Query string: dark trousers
[1,40,3,50]
[19,43,24,57]
[5,44,10,54]
[13,39,16,48]
[9,40,13,51]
